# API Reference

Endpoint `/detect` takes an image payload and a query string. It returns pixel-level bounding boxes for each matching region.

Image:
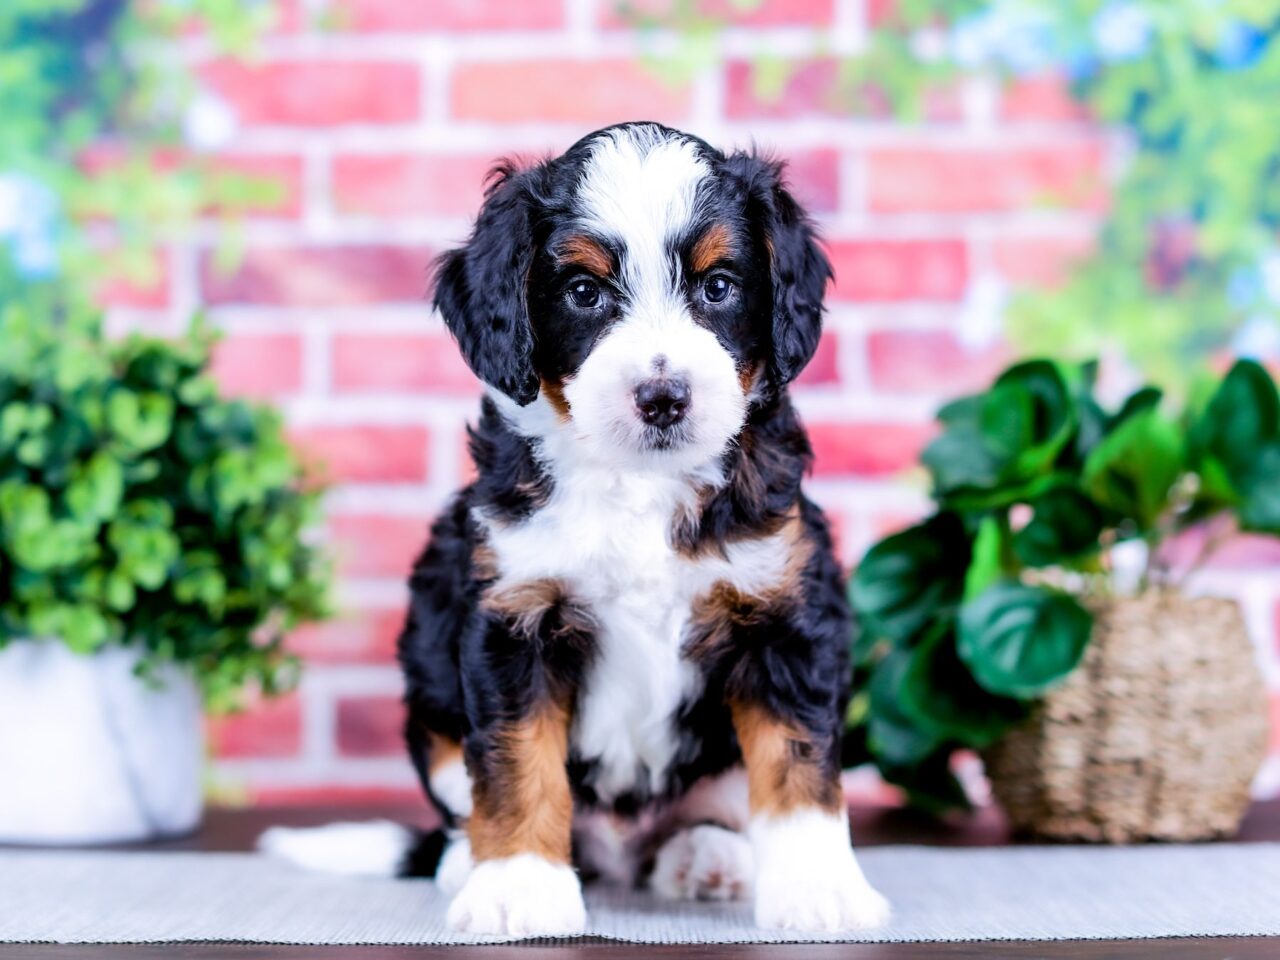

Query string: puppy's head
[434,122,830,472]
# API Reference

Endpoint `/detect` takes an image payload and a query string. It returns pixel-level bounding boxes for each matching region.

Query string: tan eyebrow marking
[690,222,736,273]
[556,235,613,276]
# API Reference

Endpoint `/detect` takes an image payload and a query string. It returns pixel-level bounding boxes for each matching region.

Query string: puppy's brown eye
[703,275,735,304]
[568,279,600,309]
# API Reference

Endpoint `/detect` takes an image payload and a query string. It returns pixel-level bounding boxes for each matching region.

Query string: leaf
[1238,441,1280,534]
[849,512,971,644]
[899,626,1026,747]
[964,516,1004,601]
[957,581,1093,698]
[1188,359,1280,488]
[1013,488,1106,566]
[1111,386,1163,428]
[880,750,971,815]
[866,649,944,768]
[65,452,125,522]
[1082,408,1183,530]
[925,361,1077,508]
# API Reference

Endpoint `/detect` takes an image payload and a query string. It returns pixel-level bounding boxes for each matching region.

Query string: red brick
[210,333,303,399]
[865,0,897,26]
[783,148,840,214]
[726,59,960,121]
[329,513,432,578]
[1161,527,1280,572]
[603,0,834,28]
[451,61,691,124]
[291,425,430,484]
[211,154,305,218]
[96,250,171,309]
[827,239,968,302]
[77,149,303,219]
[201,245,430,306]
[866,330,1008,393]
[992,232,1096,288]
[1002,74,1090,124]
[866,145,1107,214]
[794,332,840,387]
[332,333,479,394]
[289,607,405,664]
[333,153,495,219]
[726,59,841,120]
[200,60,420,127]
[808,421,934,477]
[331,0,562,30]
[175,0,306,36]
[337,695,405,757]
[208,695,301,759]
[1271,690,1280,752]
[250,785,428,808]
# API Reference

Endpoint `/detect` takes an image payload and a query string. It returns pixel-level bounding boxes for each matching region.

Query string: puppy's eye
[567,278,601,309]
[702,274,735,305]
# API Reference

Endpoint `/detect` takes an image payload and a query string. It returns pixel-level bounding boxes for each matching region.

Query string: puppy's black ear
[725,152,832,389]
[432,163,540,406]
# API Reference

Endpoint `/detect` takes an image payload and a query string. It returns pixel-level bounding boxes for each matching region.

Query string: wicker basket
[983,589,1269,843]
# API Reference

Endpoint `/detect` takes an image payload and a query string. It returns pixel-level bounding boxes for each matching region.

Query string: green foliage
[0,292,330,710]
[0,1,279,294]
[847,356,1280,810]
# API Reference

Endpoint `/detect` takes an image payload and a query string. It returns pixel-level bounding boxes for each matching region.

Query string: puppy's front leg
[446,701,586,937]
[732,702,890,932]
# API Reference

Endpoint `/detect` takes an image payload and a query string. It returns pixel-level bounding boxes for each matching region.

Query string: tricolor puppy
[261,122,890,937]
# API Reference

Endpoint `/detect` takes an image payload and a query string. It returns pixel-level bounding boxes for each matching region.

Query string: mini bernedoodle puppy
[262,121,891,937]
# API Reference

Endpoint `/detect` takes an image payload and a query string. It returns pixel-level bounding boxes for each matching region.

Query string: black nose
[634,377,691,429]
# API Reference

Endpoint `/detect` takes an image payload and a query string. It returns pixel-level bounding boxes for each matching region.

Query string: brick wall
[107,0,1280,804]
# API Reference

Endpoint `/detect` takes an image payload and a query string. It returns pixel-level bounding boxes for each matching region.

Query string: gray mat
[2,844,1279,945]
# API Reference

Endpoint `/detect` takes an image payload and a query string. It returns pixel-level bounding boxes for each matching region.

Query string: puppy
[261,122,890,937]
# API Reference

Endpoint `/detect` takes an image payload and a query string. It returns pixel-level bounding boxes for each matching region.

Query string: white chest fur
[478,457,795,804]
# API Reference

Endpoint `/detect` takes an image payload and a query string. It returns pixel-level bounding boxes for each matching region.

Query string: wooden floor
[3,800,1277,960]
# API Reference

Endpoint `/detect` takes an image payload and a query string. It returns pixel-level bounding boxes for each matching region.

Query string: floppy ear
[725,153,832,390]
[432,163,540,406]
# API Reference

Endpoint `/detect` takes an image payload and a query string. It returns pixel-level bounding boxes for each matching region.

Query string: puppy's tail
[257,821,451,879]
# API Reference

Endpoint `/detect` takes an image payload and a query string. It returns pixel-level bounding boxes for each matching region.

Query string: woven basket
[983,589,1269,843]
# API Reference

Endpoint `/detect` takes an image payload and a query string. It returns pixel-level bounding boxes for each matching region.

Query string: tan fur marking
[684,515,812,661]
[731,701,841,816]
[469,703,573,863]
[427,732,464,776]
[541,378,572,422]
[557,235,613,276]
[738,363,761,396]
[471,542,499,581]
[481,578,567,639]
[691,223,736,273]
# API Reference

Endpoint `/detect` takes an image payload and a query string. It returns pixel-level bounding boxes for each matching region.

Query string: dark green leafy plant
[846,357,1280,811]
[0,289,330,711]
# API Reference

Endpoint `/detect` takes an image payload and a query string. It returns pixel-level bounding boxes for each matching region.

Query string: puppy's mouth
[639,422,692,452]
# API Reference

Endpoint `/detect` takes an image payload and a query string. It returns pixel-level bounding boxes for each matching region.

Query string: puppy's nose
[634,377,691,429]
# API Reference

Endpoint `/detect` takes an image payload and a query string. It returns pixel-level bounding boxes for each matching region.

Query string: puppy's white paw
[754,866,891,932]
[750,809,891,933]
[435,834,474,897]
[446,854,586,937]
[651,825,753,902]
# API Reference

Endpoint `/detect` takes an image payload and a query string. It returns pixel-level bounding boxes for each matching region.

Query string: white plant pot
[0,640,204,845]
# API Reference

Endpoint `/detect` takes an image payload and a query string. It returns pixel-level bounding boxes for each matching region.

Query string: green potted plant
[0,292,329,844]
[847,357,1278,841]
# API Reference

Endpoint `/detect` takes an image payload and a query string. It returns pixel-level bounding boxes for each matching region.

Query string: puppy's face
[435,123,830,472]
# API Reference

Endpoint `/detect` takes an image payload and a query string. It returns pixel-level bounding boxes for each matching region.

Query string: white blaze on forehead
[576,126,710,316]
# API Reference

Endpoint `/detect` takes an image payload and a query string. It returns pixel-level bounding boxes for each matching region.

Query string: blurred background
[4,0,1278,811]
